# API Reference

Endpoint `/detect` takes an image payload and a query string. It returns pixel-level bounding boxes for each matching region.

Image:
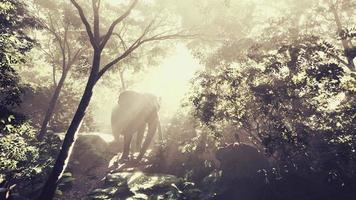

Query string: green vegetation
[0,0,355,200]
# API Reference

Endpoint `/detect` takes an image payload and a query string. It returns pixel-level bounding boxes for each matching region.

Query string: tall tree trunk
[37,70,68,140]
[38,76,95,200]
[39,52,100,200]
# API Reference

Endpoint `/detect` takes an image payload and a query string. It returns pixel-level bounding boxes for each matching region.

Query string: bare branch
[140,32,197,43]
[96,43,138,80]
[97,18,155,79]
[99,0,139,50]
[113,32,128,51]
[70,0,97,48]
[92,0,100,41]
[97,31,195,80]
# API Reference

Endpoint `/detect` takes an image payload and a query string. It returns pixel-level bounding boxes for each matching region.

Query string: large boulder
[57,134,116,200]
[216,143,270,181]
[68,135,112,174]
[213,143,271,200]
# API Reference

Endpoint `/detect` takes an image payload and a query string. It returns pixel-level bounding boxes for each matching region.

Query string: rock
[209,143,272,200]
[216,143,270,181]
[69,135,112,173]
[57,135,116,200]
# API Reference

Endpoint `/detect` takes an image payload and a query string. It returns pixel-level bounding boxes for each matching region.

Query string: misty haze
[0,0,355,200]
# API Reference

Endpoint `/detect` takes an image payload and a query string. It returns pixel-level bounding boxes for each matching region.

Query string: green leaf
[62,172,72,177]
[60,177,75,183]
[55,189,63,195]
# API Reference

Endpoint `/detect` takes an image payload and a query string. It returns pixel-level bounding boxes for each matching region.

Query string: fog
[2,0,355,199]
[90,43,201,131]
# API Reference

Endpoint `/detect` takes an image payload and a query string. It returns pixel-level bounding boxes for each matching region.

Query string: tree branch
[99,0,139,50]
[96,39,141,80]
[92,0,101,41]
[113,32,128,51]
[97,18,155,79]
[141,32,197,43]
[70,0,97,49]
[97,31,195,80]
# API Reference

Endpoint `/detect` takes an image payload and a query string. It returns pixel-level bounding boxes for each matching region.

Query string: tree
[39,0,192,199]
[33,0,89,139]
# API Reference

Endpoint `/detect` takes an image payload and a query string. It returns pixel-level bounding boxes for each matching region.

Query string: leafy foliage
[190,35,356,184]
[0,1,64,199]
[0,0,39,119]
[0,116,61,199]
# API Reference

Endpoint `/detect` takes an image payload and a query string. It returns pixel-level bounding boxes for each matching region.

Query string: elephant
[111,90,162,161]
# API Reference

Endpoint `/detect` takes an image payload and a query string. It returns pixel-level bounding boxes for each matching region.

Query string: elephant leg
[135,124,146,152]
[157,121,163,143]
[137,118,158,160]
[120,131,133,160]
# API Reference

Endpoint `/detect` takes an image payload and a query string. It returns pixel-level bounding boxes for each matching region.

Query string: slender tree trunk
[39,52,101,200]
[38,76,95,200]
[119,68,126,90]
[37,70,68,140]
[52,65,57,88]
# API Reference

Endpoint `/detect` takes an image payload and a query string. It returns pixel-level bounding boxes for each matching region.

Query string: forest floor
[55,134,187,200]
[57,162,110,200]
[54,134,118,200]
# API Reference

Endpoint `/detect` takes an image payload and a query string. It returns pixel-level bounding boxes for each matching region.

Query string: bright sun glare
[133,44,201,115]
[91,43,201,131]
